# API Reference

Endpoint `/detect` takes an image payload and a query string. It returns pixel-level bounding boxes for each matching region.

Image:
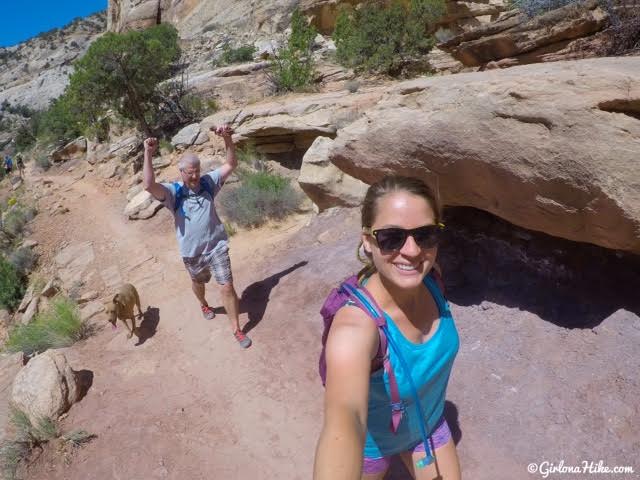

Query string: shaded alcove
[437,206,640,328]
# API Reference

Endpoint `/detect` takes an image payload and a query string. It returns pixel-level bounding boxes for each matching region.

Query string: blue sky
[0,0,107,47]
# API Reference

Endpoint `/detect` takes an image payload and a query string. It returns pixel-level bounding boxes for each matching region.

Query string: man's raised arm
[142,137,167,201]
[210,125,237,183]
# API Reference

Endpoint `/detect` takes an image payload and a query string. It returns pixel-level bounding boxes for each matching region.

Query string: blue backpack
[172,179,213,217]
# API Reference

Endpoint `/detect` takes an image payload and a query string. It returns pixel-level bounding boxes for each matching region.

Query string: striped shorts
[182,244,233,285]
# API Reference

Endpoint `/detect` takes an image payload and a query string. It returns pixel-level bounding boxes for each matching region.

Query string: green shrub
[27,94,85,146]
[605,5,640,55]
[35,154,50,171]
[14,124,37,152]
[180,94,219,121]
[4,296,87,355]
[62,430,96,447]
[9,409,59,445]
[0,439,29,480]
[159,138,174,153]
[2,206,35,238]
[333,0,444,75]
[268,9,317,92]
[0,408,64,480]
[220,44,257,64]
[345,80,360,93]
[220,171,302,228]
[33,417,59,442]
[0,256,24,311]
[236,142,260,164]
[223,221,237,237]
[28,275,46,296]
[8,248,37,276]
[62,23,181,136]
[0,102,35,118]
[206,98,219,113]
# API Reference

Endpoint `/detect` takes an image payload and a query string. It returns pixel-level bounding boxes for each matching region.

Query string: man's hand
[142,137,166,201]
[211,124,237,182]
[210,124,234,139]
[144,137,158,156]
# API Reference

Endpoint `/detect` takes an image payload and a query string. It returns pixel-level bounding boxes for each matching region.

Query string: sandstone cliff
[108,0,299,37]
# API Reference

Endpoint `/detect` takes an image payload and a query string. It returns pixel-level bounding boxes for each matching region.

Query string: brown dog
[104,283,143,339]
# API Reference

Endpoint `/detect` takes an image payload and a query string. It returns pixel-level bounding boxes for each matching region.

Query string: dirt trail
[22,170,322,480]
[14,165,640,480]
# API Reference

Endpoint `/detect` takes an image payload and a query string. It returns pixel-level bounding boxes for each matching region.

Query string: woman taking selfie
[314,176,461,480]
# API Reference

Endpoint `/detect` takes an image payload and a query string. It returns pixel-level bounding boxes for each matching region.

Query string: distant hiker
[314,176,461,480]
[15,155,24,178]
[3,155,13,176]
[142,127,251,349]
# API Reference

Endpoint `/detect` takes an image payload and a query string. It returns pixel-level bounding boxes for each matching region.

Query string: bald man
[142,126,251,348]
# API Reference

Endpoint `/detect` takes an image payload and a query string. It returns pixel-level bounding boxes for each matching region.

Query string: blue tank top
[364,274,459,458]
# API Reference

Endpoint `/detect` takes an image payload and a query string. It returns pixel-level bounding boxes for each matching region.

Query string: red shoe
[234,330,252,349]
[201,305,215,320]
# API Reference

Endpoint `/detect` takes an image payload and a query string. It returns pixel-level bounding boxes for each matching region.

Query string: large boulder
[325,57,640,254]
[203,88,384,167]
[11,350,82,424]
[86,139,110,165]
[171,123,209,148]
[298,136,368,211]
[124,190,164,220]
[127,183,145,202]
[49,137,87,163]
[99,162,119,179]
[107,135,141,163]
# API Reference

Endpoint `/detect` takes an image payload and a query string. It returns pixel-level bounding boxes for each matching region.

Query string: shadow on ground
[439,207,640,328]
[239,261,308,334]
[135,306,160,346]
[75,369,94,401]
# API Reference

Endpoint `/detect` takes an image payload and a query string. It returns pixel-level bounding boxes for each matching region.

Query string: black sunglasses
[363,224,444,251]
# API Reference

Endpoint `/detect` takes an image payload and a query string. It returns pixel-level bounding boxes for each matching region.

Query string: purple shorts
[362,416,452,475]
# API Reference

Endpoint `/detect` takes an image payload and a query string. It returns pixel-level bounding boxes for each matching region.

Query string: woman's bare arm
[314,307,379,480]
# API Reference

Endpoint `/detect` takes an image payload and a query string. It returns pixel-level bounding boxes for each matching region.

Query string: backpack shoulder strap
[200,177,214,197]
[341,282,403,433]
[173,182,185,214]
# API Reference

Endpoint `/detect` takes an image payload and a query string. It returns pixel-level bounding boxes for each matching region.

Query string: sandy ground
[9,162,640,480]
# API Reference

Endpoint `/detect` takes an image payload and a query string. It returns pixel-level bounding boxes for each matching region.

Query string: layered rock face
[108,0,300,37]
[319,57,640,254]
[439,0,638,68]
[107,0,511,40]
